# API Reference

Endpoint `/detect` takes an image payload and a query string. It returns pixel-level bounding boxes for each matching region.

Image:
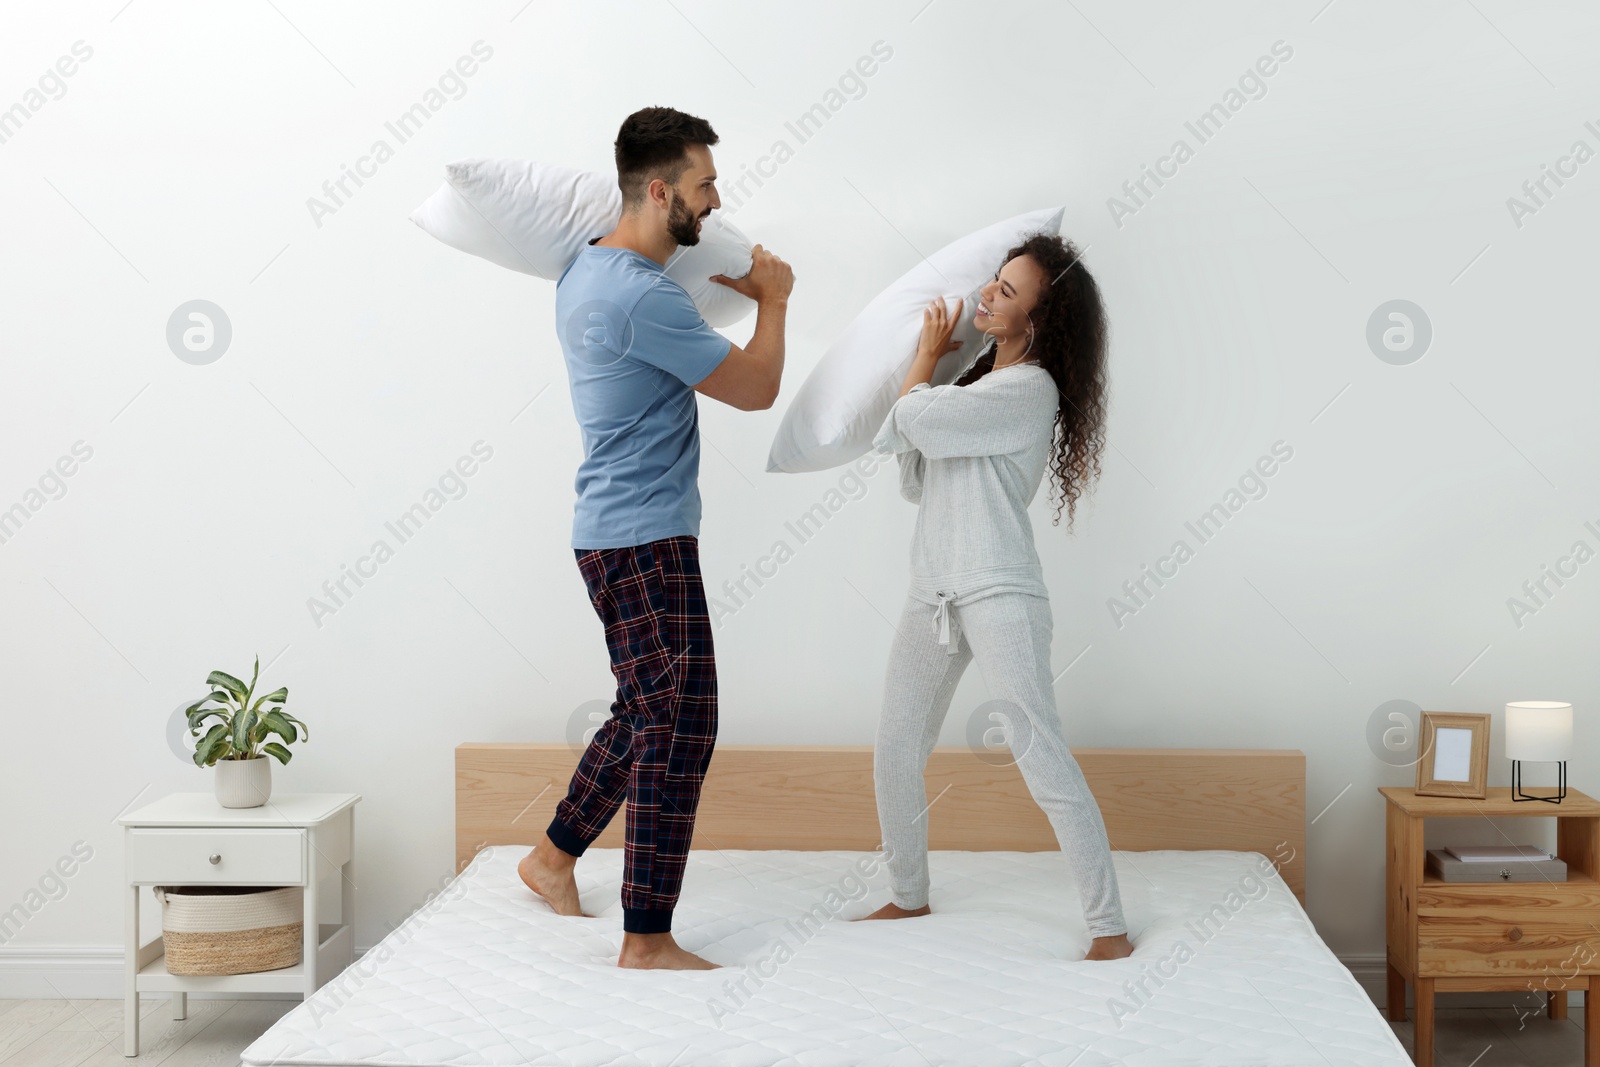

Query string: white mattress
[243,847,1409,1067]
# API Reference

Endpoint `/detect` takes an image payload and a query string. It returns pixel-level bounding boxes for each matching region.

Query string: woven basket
[154,885,302,975]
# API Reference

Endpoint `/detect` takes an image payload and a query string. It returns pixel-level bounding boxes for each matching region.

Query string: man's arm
[693,244,795,411]
[693,297,787,411]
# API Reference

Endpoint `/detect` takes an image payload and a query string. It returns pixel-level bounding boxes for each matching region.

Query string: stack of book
[1425,844,1567,883]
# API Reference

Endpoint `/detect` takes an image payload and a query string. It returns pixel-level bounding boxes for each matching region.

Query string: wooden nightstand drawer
[127,828,304,884]
[1417,879,1600,912]
[1417,907,1600,975]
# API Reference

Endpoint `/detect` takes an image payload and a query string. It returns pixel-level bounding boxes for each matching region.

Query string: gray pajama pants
[874,589,1127,938]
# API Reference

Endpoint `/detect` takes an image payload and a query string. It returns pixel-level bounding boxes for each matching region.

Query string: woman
[859,233,1133,961]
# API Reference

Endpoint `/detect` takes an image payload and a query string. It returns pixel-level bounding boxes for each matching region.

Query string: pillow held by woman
[766,206,1065,473]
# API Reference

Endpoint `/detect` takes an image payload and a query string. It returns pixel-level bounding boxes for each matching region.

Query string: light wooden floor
[1386,1003,1587,1066]
[0,996,1588,1065]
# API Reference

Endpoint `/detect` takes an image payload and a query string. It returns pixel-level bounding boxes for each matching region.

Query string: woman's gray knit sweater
[871,359,1059,626]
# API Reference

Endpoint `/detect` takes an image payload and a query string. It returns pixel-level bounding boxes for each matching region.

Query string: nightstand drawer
[1418,880,1600,911]
[126,828,304,884]
[1417,908,1600,975]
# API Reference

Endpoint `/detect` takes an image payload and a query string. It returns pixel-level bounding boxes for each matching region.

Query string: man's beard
[667,190,704,246]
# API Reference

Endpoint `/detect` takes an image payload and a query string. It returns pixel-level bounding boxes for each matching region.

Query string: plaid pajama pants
[547,534,718,934]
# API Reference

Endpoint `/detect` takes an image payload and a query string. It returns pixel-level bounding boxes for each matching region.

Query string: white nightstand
[118,792,360,1057]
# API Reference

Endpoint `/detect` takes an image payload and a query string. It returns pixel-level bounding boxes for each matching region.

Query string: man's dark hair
[615,107,718,210]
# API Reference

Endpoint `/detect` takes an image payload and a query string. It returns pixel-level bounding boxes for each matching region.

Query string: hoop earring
[1020,321,1039,362]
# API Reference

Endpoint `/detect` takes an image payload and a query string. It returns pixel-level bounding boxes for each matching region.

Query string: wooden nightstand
[1382,786,1600,1067]
[118,793,360,1057]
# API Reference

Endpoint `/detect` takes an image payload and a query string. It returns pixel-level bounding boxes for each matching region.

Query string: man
[517,106,794,970]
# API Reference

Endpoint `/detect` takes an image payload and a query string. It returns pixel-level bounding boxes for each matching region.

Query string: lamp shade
[1505,701,1573,762]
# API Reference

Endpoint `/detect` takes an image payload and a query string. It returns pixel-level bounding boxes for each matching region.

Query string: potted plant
[185,655,308,808]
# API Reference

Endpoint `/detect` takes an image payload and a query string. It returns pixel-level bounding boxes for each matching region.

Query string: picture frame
[1415,711,1491,799]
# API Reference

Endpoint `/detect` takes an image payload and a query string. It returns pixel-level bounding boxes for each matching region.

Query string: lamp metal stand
[1511,759,1567,803]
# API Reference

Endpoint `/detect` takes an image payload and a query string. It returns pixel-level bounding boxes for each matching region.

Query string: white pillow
[766,207,1064,473]
[409,158,757,328]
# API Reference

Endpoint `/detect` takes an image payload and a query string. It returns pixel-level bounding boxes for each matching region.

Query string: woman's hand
[916,296,964,363]
[897,297,964,398]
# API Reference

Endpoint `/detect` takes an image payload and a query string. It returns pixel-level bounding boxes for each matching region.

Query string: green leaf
[262,742,293,765]
[206,671,248,702]
[192,723,230,767]
[186,709,229,736]
[249,687,288,714]
[238,658,258,720]
[280,714,309,742]
[184,690,231,715]
[231,707,259,758]
[260,711,297,744]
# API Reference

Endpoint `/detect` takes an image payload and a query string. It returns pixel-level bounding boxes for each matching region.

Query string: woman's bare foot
[1084,933,1134,960]
[617,932,719,970]
[517,836,585,917]
[854,901,930,920]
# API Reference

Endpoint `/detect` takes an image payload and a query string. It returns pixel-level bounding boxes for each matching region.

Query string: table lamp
[1505,700,1572,803]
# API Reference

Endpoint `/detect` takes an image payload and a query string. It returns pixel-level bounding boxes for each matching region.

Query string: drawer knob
[1508,926,1523,942]
[208,853,222,865]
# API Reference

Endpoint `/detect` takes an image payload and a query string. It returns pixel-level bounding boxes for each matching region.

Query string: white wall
[3,0,1598,994]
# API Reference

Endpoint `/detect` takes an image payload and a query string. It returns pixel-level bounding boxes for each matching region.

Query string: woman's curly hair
[952,233,1109,531]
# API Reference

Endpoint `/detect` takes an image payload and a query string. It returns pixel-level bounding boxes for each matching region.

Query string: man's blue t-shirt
[556,238,731,550]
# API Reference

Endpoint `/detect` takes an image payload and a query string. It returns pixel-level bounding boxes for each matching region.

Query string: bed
[240,744,1411,1067]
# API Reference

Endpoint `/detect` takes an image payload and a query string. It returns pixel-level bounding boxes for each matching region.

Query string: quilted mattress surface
[242,846,1409,1067]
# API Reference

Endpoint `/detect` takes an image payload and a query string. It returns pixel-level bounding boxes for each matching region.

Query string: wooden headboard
[456,744,1307,904]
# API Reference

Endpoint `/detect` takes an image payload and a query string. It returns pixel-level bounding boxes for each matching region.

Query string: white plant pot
[214,756,272,808]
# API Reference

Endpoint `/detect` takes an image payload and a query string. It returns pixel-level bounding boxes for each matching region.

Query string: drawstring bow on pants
[932,591,960,654]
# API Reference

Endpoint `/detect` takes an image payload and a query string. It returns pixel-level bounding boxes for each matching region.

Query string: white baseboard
[1,946,1585,1010]
[0,947,125,1000]
[0,945,345,1000]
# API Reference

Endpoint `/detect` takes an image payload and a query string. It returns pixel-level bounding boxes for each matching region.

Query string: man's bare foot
[617,932,719,970]
[854,901,930,920]
[517,836,585,917]
[1084,933,1134,960]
